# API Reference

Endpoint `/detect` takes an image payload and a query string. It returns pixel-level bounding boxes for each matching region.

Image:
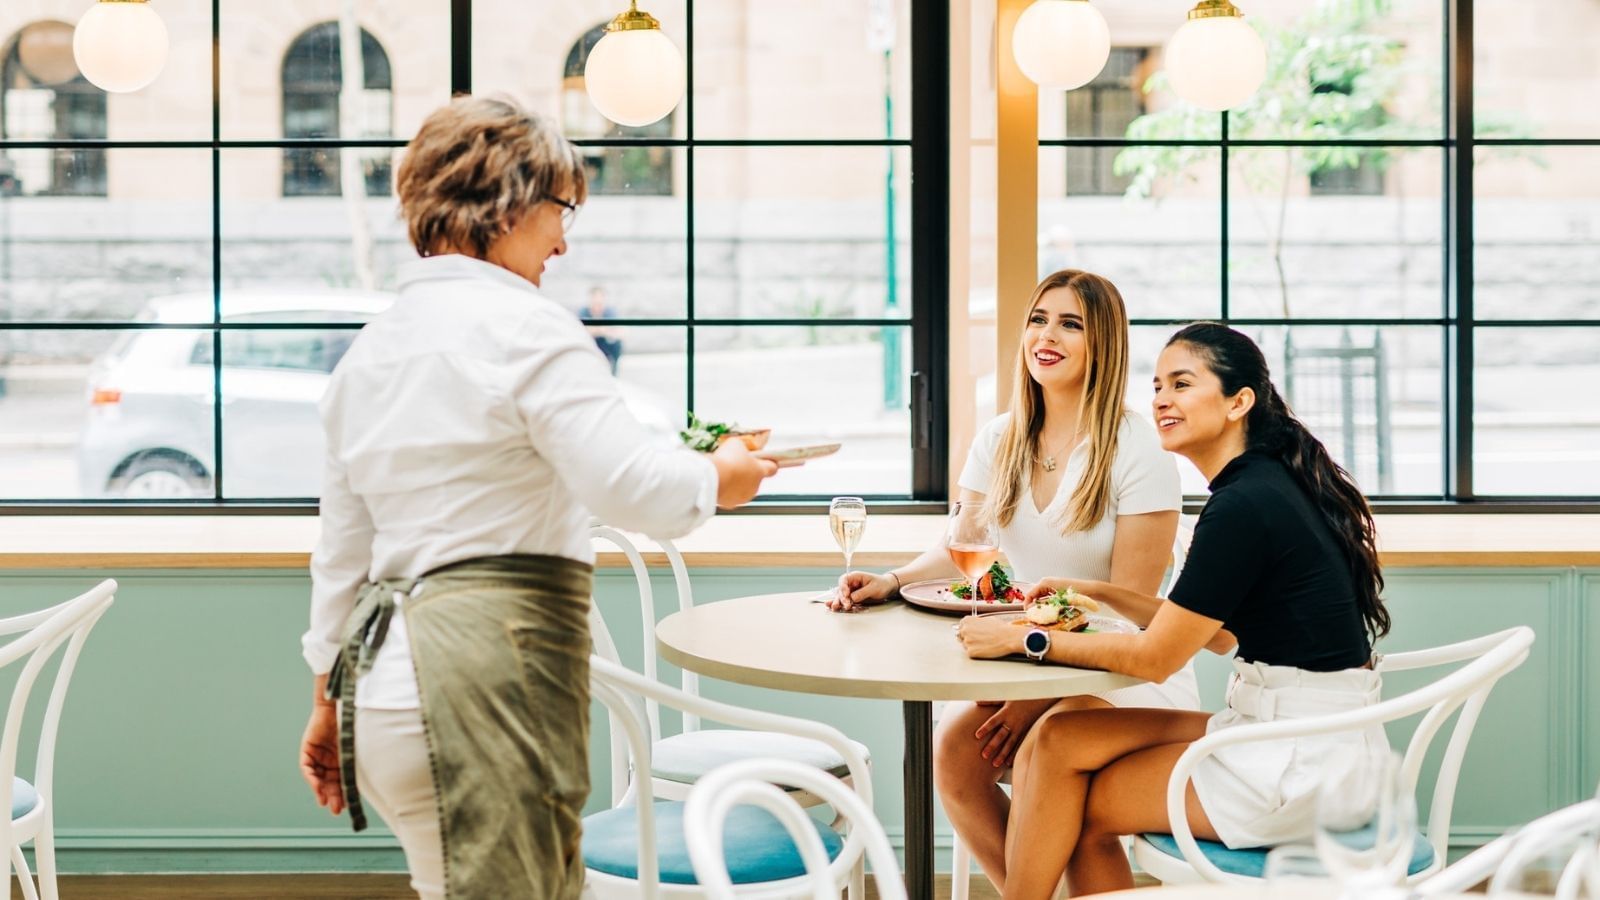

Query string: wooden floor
[12,873,1104,899]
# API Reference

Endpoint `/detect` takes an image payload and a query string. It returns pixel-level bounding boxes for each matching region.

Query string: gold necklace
[1039,431,1080,473]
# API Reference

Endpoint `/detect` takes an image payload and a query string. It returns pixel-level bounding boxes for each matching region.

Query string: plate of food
[900,563,1029,614]
[996,586,1138,634]
[679,413,770,452]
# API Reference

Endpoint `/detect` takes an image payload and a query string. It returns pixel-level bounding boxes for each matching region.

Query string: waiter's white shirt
[303,254,718,708]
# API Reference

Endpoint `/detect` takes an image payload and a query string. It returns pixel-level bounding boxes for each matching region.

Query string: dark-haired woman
[956,322,1392,898]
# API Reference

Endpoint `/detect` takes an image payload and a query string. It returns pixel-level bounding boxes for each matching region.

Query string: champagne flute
[946,500,999,616]
[1314,748,1416,898]
[828,497,867,588]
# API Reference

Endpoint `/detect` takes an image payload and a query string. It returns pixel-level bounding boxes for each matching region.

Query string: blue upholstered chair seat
[584,799,844,885]
[1140,831,1437,879]
[650,729,869,785]
[10,777,38,820]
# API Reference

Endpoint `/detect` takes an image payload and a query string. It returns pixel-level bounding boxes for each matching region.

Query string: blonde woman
[297,97,777,900]
[830,270,1201,892]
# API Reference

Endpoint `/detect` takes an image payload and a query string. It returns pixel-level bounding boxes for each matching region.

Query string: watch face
[1024,629,1049,655]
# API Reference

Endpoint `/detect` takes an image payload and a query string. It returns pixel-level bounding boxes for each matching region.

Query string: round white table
[655,592,1141,900]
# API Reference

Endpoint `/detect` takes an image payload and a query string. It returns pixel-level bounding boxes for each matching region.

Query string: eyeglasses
[543,195,580,232]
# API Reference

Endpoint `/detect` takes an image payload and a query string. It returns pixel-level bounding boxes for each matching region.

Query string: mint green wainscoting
[1583,573,1600,798]
[0,566,1591,874]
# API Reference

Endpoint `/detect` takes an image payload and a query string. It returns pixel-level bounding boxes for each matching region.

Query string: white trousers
[355,706,446,900]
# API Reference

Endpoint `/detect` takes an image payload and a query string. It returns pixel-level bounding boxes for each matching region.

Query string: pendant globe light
[1011,0,1111,91]
[1164,0,1266,111]
[584,1,685,128]
[72,0,169,93]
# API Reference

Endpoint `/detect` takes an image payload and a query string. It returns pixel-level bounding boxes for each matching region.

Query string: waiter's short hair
[397,96,588,259]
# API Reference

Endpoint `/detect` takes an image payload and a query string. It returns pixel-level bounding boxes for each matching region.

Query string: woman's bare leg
[935,696,1109,891]
[999,708,1212,900]
[1067,742,1221,895]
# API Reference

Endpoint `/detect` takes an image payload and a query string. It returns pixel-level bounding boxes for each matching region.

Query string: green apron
[327,553,594,899]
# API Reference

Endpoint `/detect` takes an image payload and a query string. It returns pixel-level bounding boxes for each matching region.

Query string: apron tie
[324,576,422,832]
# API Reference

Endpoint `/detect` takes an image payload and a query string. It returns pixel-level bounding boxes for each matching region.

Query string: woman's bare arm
[958,597,1234,682]
[1099,510,1179,626]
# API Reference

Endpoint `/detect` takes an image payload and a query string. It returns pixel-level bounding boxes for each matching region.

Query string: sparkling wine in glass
[828,497,867,584]
[946,500,999,616]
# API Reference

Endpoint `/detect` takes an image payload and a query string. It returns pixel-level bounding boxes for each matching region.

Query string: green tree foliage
[1113,0,1413,316]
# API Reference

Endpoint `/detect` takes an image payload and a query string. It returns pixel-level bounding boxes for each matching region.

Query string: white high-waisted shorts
[1098,658,1202,711]
[1192,657,1385,849]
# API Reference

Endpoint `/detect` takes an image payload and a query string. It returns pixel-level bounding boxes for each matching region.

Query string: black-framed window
[0,0,948,508]
[1039,0,1599,505]
[4,0,1590,510]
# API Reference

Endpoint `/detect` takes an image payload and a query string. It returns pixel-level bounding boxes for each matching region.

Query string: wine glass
[1315,748,1416,898]
[828,497,867,586]
[1263,844,1331,891]
[1487,783,1600,897]
[945,500,999,616]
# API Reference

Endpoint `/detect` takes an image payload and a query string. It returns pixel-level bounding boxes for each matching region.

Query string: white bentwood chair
[588,522,871,811]
[0,580,118,900]
[1134,626,1536,886]
[949,528,1192,900]
[684,759,906,900]
[1417,791,1600,897]
[583,655,874,899]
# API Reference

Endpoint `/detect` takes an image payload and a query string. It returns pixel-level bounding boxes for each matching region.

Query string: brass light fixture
[584,1,685,128]
[1164,0,1267,111]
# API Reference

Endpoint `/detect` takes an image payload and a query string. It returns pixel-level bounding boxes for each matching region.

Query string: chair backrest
[1381,626,1536,865]
[1163,626,1535,884]
[588,520,703,741]
[0,580,117,843]
[1158,519,1194,597]
[1418,796,1600,897]
[684,758,905,900]
[588,655,874,897]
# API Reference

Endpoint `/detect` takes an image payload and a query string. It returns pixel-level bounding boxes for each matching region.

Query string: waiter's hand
[712,439,780,508]
[300,678,345,815]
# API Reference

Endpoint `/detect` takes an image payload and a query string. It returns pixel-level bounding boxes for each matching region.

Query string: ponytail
[1168,324,1391,641]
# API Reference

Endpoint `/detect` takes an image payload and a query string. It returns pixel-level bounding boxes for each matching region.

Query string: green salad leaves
[680,413,737,453]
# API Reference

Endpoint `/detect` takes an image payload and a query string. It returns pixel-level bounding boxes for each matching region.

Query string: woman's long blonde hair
[988,269,1131,534]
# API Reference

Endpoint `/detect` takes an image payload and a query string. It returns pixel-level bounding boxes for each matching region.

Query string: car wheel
[116,455,211,499]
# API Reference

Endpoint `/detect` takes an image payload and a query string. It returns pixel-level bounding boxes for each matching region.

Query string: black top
[1168,450,1372,671]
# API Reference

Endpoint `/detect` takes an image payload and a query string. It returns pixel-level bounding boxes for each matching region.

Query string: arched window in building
[562,23,673,196]
[281,22,393,197]
[0,21,107,196]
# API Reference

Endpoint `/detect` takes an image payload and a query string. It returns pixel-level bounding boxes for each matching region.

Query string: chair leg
[951,836,971,900]
[34,820,58,900]
[847,857,865,900]
[11,846,39,900]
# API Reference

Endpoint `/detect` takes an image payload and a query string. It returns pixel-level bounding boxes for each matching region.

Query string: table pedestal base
[903,699,934,900]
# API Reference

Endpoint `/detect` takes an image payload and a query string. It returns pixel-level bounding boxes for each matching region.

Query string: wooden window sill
[0,514,1594,570]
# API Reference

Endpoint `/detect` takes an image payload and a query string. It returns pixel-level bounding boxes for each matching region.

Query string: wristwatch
[1023,628,1051,663]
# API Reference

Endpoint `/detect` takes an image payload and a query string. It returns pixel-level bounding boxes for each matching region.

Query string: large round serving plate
[978,610,1141,634]
[899,578,1028,614]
